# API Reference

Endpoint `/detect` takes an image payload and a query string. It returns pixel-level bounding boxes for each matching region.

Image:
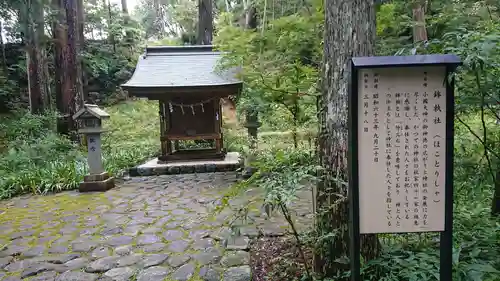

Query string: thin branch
[278,200,312,280]
[302,0,312,16]
[257,71,319,97]
[456,115,500,160]
[476,67,496,182]
[261,0,267,35]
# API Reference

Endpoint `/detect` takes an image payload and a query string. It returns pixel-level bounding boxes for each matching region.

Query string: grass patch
[0,99,159,199]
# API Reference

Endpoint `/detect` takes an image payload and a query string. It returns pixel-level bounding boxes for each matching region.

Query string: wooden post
[214,98,222,154]
[159,101,167,157]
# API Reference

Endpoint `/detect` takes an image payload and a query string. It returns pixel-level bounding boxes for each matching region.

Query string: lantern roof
[73,104,110,120]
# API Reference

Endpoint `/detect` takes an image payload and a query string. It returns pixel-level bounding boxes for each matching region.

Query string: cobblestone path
[0,172,313,281]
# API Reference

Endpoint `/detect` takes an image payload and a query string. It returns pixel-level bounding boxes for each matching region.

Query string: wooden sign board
[348,55,461,281]
[357,66,447,234]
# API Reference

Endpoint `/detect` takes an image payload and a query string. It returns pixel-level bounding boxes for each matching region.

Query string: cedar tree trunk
[314,0,380,276]
[412,0,428,43]
[197,0,213,44]
[25,0,48,114]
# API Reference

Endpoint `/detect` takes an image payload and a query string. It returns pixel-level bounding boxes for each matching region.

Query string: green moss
[0,192,111,246]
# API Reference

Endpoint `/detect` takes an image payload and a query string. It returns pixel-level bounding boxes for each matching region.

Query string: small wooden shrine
[121,45,242,162]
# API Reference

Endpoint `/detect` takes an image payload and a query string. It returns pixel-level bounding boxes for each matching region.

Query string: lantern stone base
[79,172,115,192]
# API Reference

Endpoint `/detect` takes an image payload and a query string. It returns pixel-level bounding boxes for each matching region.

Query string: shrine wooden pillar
[159,101,166,157]
[159,100,172,158]
[214,98,222,154]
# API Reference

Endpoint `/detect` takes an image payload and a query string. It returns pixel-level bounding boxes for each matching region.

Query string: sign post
[348,55,461,281]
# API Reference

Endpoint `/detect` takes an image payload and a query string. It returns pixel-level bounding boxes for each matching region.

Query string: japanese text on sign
[358,66,446,234]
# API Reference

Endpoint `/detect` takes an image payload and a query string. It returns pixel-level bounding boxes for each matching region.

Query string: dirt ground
[250,237,313,281]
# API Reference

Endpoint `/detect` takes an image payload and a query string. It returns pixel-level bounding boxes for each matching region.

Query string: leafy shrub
[0,111,82,198]
[0,100,159,199]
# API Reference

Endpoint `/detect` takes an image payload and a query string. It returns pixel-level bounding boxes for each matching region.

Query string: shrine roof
[121,45,242,92]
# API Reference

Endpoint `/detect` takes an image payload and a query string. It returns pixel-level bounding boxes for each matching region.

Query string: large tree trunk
[412,0,428,43]
[25,0,48,114]
[121,0,128,13]
[153,0,164,39]
[55,0,84,136]
[53,0,72,134]
[107,0,116,52]
[121,0,133,50]
[197,0,213,44]
[35,0,51,109]
[77,0,87,102]
[314,0,380,276]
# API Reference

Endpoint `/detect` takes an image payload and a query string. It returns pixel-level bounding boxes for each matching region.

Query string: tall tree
[24,0,49,114]
[121,0,128,14]
[54,0,84,136]
[412,0,428,43]
[315,0,380,276]
[121,0,133,48]
[77,0,88,102]
[53,0,72,134]
[153,0,165,39]
[107,0,116,52]
[0,20,6,70]
[197,0,213,44]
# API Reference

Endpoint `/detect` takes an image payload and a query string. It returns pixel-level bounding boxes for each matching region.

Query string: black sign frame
[348,54,462,281]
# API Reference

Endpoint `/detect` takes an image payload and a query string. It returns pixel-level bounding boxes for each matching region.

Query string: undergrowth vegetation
[214,0,500,280]
[0,0,499,280]
[223,119,500,281]
[0,100,159,199]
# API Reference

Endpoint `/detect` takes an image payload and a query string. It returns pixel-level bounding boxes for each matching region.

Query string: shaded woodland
[0,0,499,280]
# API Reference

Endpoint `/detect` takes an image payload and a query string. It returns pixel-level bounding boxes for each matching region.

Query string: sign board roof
[352,54,462,69]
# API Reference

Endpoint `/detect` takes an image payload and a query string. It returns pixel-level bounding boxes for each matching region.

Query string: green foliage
[0,100,159,199]
[0,0,498,280]
[218,2,500,279]
[0,111,83,198]
[133,0,198,41]
[215,10,322,143]
[0,68,19,111]
[82,2,145,103]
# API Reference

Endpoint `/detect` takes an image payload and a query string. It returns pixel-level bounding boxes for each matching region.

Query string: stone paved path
[0,172,313,281]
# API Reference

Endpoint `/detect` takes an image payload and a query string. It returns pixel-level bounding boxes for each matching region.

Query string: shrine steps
[128,152,242,177]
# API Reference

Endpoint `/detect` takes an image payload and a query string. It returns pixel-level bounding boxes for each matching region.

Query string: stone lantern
[73,104,115,192]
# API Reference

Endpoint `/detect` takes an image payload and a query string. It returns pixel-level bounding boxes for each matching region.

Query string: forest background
[0,0,498,280]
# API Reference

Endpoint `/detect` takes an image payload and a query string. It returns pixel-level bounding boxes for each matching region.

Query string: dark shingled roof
[121,45,242,89]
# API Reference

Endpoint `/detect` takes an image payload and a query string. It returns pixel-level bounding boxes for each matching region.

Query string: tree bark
[53,0,72,134]
[197,0,213,44]
[412,0,428,43]
[493,169,500,215]
[314,0,380,276]
[107,0,116,52]
[77,0,87,102]
[121,0,133,49]
[153,0,164,39]
[25,0,47,114]
[0,20,6,71]
[121,0,128,13]
[56,0,84,136]
[34,0,50,110]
